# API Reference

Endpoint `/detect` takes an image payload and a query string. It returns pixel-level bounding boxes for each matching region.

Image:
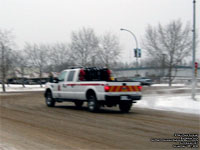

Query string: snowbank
[135,94,200,115]
[152,84,186,87]
[0,84,45,92]
[152,83,200,87]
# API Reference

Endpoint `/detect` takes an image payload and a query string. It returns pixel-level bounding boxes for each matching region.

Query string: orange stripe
[126,86,129,91]
[108,85,141,92]
[132,86,135,91]
[109,86,114,92]
[135,86,138,91]
[131,86,135,91]
[116,86,121,92]
[132,86,136,91]
[129,86,133,91]
[125,86,129,92]
[112,86,117,92]
[110,86,115,92]
[127,86,132,91]
[121,86,126,92]
[120,86,124,92]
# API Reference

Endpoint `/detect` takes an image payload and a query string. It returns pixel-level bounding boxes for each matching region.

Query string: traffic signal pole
[192,0,196,100]
[120,28,139,74]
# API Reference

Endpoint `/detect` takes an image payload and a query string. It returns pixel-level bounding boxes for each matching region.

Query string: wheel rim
[88,95,96,110]
[88,100,95,110]
[46,93,52,105]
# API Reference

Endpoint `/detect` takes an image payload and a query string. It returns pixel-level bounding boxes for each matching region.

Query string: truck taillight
[138,86,142,91]
[104,86,110,92]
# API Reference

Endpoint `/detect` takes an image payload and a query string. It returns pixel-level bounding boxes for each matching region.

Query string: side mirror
[53,78,59,83]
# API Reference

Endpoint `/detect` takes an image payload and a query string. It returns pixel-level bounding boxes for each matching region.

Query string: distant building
[7,67,59,79]
[113,66,200,83]
[6,67,59,84]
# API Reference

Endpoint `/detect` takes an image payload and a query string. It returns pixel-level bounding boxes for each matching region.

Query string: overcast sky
[0,0,199,63]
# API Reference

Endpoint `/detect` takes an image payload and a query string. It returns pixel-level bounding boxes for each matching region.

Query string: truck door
[54,71,68,98]
[63,70,75,99]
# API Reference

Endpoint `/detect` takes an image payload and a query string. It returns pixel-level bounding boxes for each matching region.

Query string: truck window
[67,71,75,81]
[58,71,67,82]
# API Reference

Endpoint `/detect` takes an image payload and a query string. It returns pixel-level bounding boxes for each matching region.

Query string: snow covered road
[0,92,199,150]
[1,84,200,115]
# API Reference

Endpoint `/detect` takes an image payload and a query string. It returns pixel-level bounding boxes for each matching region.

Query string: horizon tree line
[0,20,198,91]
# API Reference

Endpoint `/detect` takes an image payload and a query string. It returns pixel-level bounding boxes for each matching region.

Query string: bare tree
[0,29,14,92]
[98,32,121,68]
[70,27,99,67]
[12,50,28,87]
[24,43,49,87]
[142,20,193,86]
[48,43,74,72]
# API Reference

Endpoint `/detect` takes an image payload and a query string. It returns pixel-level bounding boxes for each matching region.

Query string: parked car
[131,77,153,86]
[116,77,153,86]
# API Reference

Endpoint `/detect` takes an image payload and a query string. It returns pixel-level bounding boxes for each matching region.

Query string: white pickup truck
[44,67,142,113]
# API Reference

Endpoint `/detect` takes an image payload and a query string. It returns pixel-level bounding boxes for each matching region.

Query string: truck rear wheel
[87,94,100,112]
[45,91,55,107]
[119,101,132,113]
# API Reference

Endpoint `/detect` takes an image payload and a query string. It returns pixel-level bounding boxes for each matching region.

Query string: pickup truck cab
[44,67,142,113]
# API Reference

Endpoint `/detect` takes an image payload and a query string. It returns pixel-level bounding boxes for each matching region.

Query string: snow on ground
[135,94,200,115]
[152,84,186,87]
[0,84,45,92]
[152,83,200,87]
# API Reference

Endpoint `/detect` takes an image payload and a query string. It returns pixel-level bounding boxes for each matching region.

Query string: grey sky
[0,0,199,63]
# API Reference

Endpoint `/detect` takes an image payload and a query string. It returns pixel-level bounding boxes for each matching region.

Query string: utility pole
[1,44,6,92]
[192,0,196,100]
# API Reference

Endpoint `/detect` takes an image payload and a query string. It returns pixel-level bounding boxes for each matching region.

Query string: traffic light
[195,62,198,69]
[138,49,141,58]
[134,48,141,58]
[134,49,137,57]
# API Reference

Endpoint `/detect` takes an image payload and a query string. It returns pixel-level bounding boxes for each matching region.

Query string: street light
[192,0,196,100]
[120,28,139,74]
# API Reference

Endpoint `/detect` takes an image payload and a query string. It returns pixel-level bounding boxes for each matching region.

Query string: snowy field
[0,84,200,115]
[138,84,200,115]
[135,94,200,115]
[153,83,200,87]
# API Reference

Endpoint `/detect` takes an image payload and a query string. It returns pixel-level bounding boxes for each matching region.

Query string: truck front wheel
[45,91,55,107]
[119,101,132,113]
[87,94,100,112]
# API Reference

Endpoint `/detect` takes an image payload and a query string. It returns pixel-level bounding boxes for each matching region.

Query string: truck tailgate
[105,82,142,93]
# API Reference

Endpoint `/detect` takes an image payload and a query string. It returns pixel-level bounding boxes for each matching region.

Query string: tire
[87,94,100,112]
[119,101,132,113]
[74,101,84,109]
[45,91,55,107]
